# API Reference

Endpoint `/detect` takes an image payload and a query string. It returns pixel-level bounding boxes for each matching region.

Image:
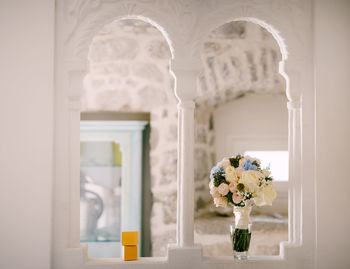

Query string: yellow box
[122,231,139,246]
[123,245,138,261]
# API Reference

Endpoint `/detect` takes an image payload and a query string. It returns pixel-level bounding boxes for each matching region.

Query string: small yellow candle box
[122,231,139,261]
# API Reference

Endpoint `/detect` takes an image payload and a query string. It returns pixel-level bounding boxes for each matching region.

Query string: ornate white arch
[53,1,315,268]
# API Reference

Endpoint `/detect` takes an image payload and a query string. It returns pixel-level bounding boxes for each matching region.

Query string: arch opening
[194,19,289,257]
[80,17,177,258]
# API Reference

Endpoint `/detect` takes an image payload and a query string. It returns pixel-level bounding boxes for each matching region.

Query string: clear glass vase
[230,205,252,260]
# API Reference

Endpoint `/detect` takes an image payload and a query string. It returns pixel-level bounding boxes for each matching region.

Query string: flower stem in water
[232,228,251,252]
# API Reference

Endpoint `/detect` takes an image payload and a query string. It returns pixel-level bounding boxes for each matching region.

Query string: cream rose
[214,196,228,207]
[225,166,238,182]
[253,184,277,206]
[210,187,221,198]
[219,158,231,169]
[262,169,271,177]
[239,170,260,193]
[232,192,243,204]
[217,183,230,195]
[209,180,214,189]
[239,157,247,167]
[235,167,244,178]
[229,181,237,192]
[256,171,265,179]
[253,192,264,206]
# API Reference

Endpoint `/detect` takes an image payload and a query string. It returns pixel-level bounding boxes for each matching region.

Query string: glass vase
[230,205,252,260]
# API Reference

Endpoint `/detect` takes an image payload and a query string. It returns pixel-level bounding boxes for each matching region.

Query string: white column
[287,100,302,246]
[178,100,195,247]
[68,96,82,248]
[176,104,182,245]
[172,61,200,248]
[67,68,86,248]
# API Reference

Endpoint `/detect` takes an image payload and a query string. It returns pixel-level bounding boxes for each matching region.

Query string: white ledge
[85,257,168,265]
[203,255,284,264]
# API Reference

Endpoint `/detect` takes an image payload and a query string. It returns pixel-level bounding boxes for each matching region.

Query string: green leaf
[237,183,245,192]
[229,154,242,168]
[226,192,233,204]
[252,160,260,168]
[213,173,226,187]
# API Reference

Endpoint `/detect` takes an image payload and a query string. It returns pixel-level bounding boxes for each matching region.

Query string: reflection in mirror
[80,118,149,258]
[80,19,175,258]
[80,141,122,244]
[194,21,288,256]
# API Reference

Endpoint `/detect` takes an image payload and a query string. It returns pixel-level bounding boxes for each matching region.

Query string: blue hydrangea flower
[210,164,225,180]
[243,159,257,171]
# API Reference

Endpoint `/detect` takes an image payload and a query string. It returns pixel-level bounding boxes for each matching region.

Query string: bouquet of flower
[209,154,277,258]
[209,154,276,208]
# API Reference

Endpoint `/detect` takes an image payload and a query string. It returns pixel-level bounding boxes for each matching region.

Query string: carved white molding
[53,0,316,268]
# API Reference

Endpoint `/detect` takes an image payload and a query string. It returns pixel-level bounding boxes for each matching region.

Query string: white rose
[239,170,260,193]
[262,184,277,205]
[209,181,214,189]
[225,166,238,182]
[214,196,228,207]
[210,187,221,198]
[253,184,277,206]
[253,192,264,206]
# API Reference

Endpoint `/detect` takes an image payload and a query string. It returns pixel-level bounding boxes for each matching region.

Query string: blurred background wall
[0,0,54,268]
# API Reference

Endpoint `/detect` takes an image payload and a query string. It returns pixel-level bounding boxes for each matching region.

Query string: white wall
[214,93,288,160]
[214,93,288,214]
[0,1,54,269]
[315,1,350,268]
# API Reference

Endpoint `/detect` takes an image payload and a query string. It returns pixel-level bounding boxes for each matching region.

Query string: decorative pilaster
[287,99,302,246]
[67,67,86,248]
[177,100,195,247]
[68,95,82,248]
[172,61,200,247]
[284,61,303,247]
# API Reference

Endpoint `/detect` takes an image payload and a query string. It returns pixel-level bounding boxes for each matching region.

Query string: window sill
[85,256,168,265]
[203,255,284,264]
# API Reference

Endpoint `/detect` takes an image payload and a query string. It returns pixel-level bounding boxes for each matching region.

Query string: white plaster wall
[0,0,54,268]
[214,93,288,160]
[315,1,350,268]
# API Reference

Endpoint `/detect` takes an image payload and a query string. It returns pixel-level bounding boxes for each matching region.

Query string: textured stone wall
[81,19,284,256]
[81,20,177,256]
